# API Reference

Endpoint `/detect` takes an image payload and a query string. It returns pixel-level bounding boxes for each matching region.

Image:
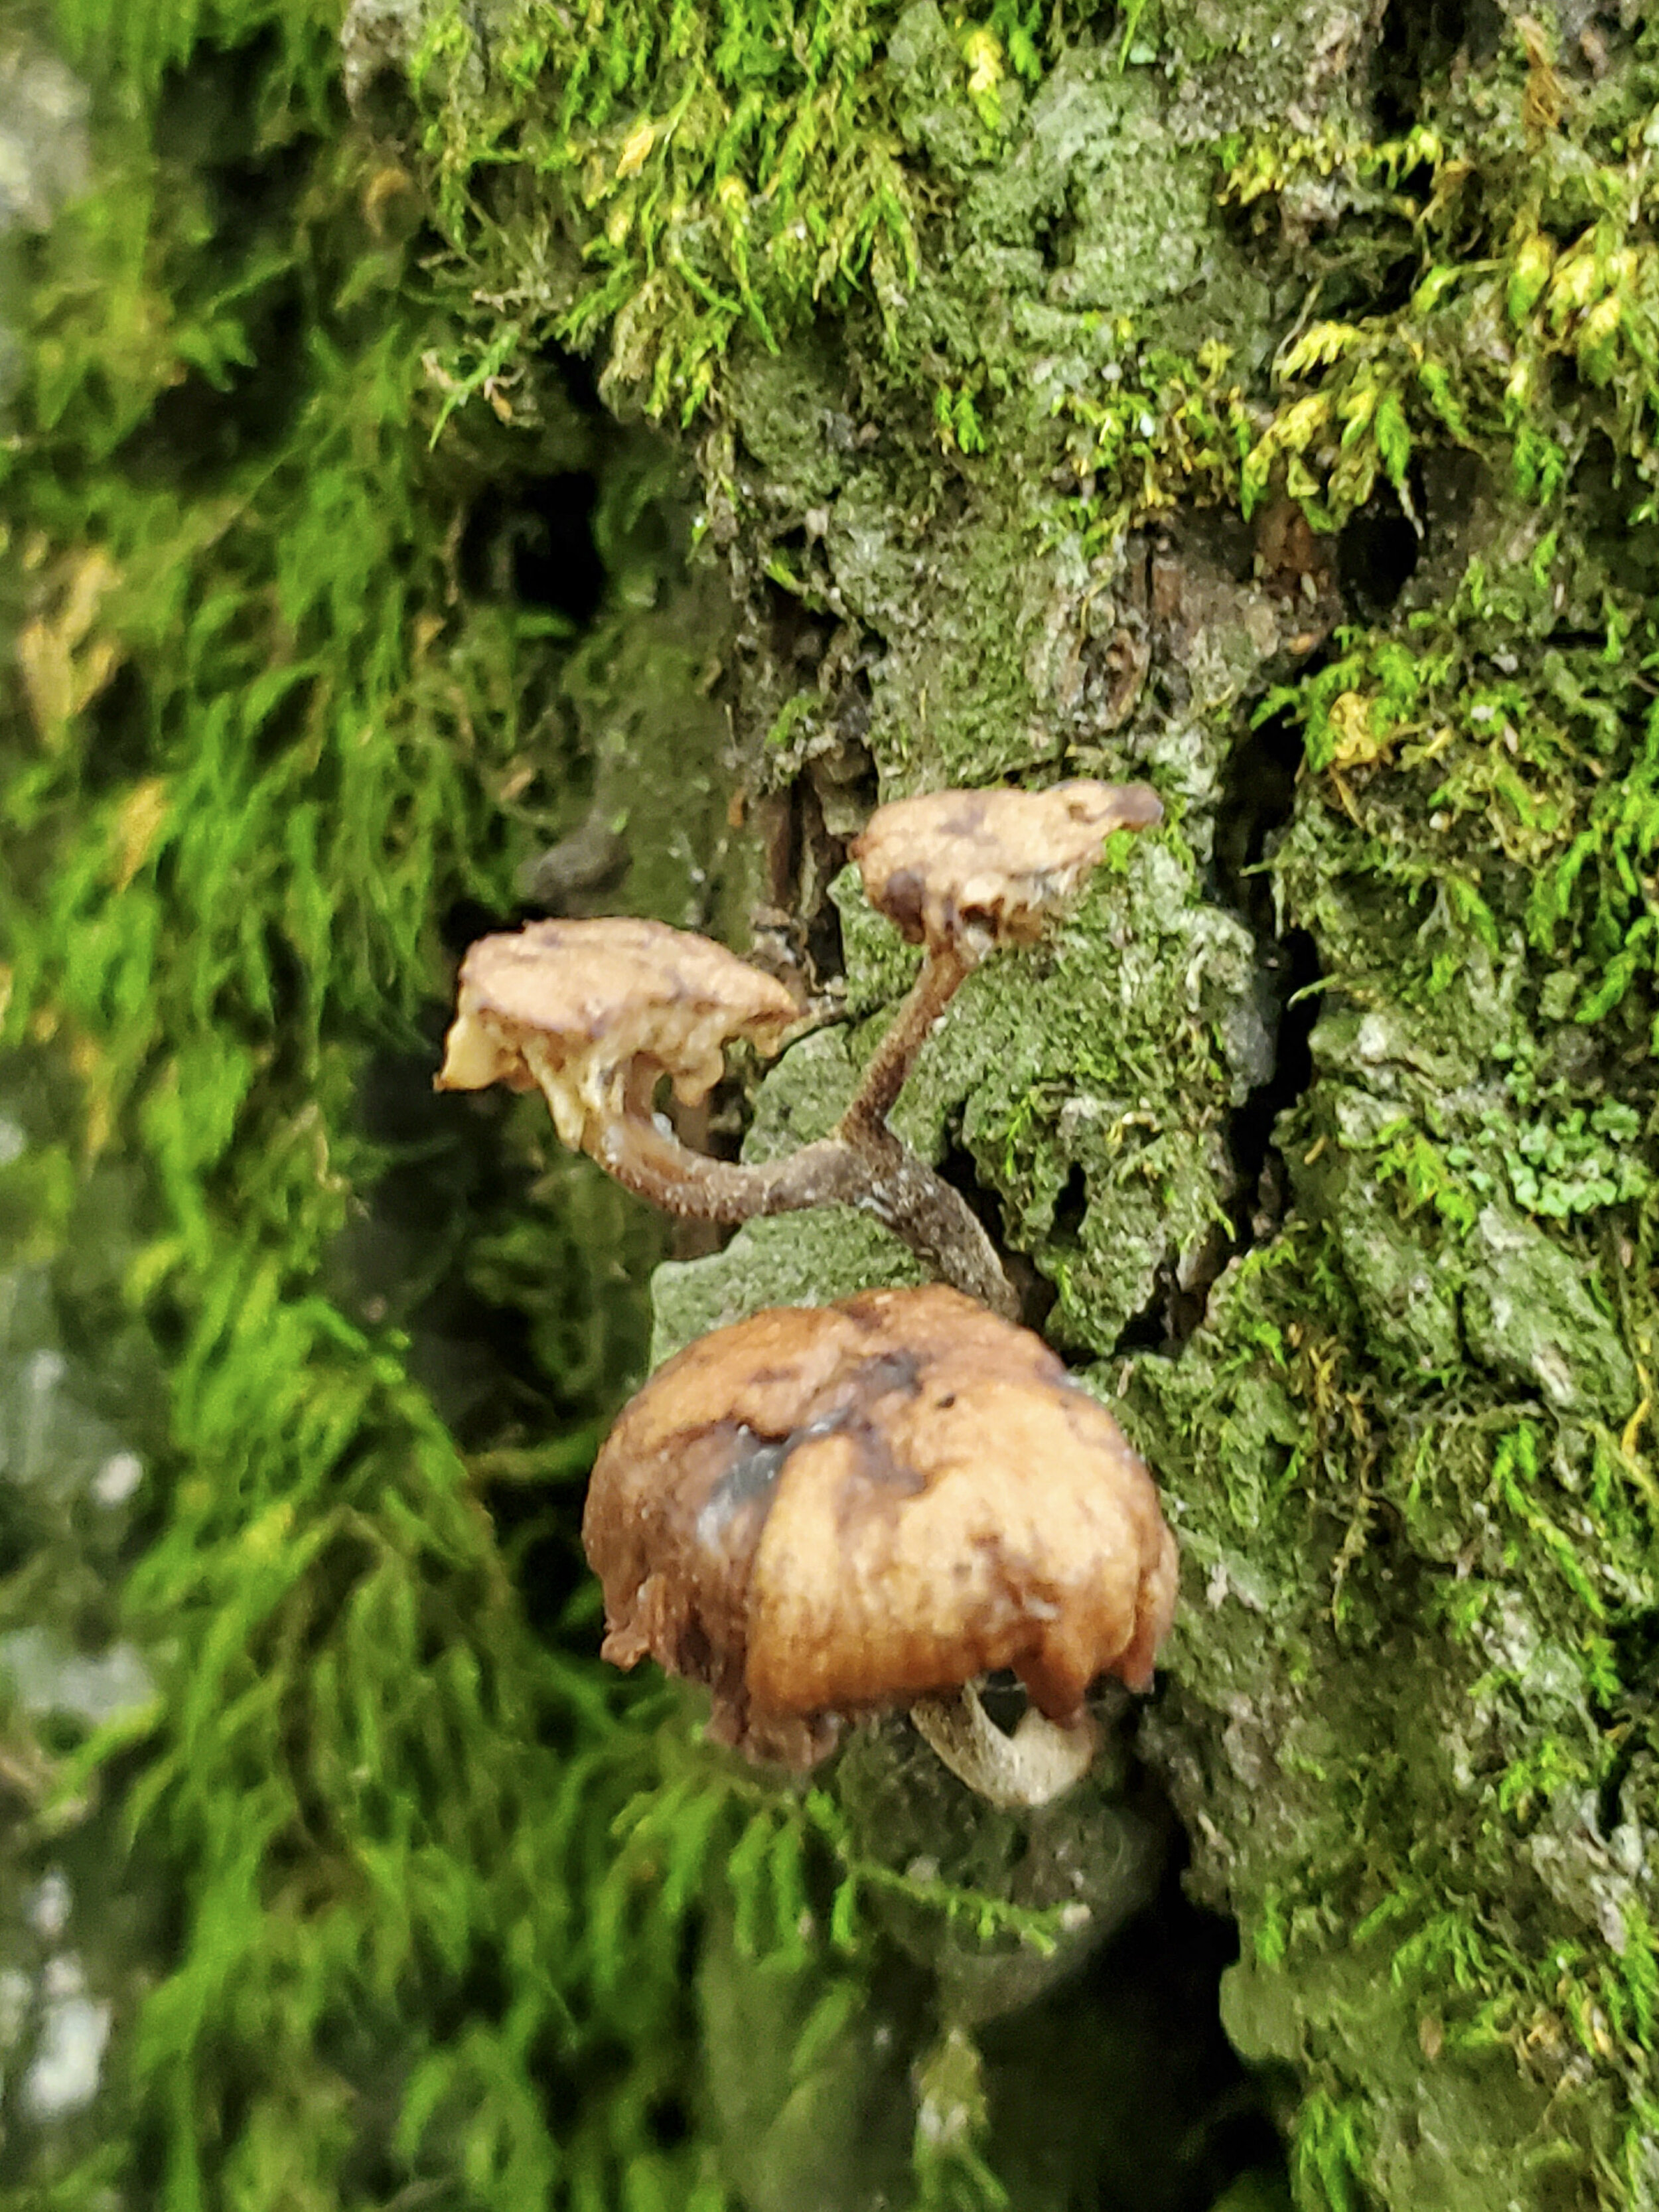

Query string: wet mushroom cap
[434,917,799,1146]
[849,779,1163,956]
[581,1284,1178,1769]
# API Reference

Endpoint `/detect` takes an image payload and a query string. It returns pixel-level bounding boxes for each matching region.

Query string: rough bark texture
[384,1,1659,2201]
[5,1,1659,2209]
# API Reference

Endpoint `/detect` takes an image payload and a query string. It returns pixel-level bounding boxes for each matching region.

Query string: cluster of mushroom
[438,778,1180,1806]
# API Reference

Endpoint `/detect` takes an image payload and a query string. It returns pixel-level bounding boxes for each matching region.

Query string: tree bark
[365,1,1659,2201]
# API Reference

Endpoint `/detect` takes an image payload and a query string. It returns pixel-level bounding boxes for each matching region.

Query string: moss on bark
[381,0,1659,2201]
[9,0,1659,2207]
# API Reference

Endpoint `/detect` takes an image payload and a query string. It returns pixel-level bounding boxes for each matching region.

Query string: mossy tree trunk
[6,2,1659,2209]
[390,1,1659,2202]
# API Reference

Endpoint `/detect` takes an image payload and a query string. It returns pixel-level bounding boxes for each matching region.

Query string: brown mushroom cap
[581,1284,1178,1769]
[434,917,799,1147]
[849,780,1163,956]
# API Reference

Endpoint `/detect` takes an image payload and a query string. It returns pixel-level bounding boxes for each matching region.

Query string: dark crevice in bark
[1204,705,1327,1310]
[1338,480,1424,618]
[932,1129,1011,1255]
[457,470,606,624]
[974,1721,1291,2212]
[1112,1265,1185,1359]
[1228,930,1320,1225]
[1050,1163,1088,1246]
[1369,0,1495,133]
[933,1132,995,1224]
[762,563,835,657]
[753,769,859,989]
[1213,704,1305,938]
[916,1132,1066,1332]
[1594,1610,1659,1832]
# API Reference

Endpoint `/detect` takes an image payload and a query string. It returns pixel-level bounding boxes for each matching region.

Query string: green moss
[1121,1201,1656,2205]
[1129,525,1659,2199]
[21,0,1659,2207]
[403,0,956,423]
[397,0,1281,520]
[1220,19,1659,527]
[8,12,1265,2209]
[1,11,758,2206]
[601,7,1659,2202]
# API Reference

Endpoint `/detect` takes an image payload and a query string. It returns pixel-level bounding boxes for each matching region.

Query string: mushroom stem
[910,1682,1100,1809]
[579,1062,1017,1318]
[841,1125,1017,1319]
[837,942,975,1145]
[595,1059,859,1217]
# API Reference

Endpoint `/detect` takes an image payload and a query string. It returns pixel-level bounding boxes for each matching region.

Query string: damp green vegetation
[403,0,1659,565]
[1261,573,1659,1057]
[401,0,1278,525]
[2,7,1255,2209]
[1220,24,1659,531]
[1155,531,1659,2198]
[1125,1200,1659,2205]
[11,1,1659,2210]
[401,0,1069,425]
[0,7,833,2207]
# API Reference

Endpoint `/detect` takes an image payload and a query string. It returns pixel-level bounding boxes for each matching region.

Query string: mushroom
[581,1284,1178,1806]
[436,915,798,1192]
[842,778,1163,1138]
[437,780,1161,1314]
[435,915,1014,1311]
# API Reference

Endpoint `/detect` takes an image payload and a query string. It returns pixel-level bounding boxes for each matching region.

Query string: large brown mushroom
[581,1284,1178,1805]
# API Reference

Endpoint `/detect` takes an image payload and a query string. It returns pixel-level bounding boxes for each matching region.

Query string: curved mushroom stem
[910,1681,1099,1808]
[579,1062,1017,1318]
[837,942,975,1145]
[600,1059,866,1217]
[823,940,1017,1311]
[840,1124,1015,1319]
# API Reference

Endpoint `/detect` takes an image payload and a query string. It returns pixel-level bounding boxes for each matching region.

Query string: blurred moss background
[0,5,756,2202]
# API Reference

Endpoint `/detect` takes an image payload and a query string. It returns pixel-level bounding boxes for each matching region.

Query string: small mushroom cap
[435,917,799,1148]
[849,780,1163,956]
[581,1285,1178,1769]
